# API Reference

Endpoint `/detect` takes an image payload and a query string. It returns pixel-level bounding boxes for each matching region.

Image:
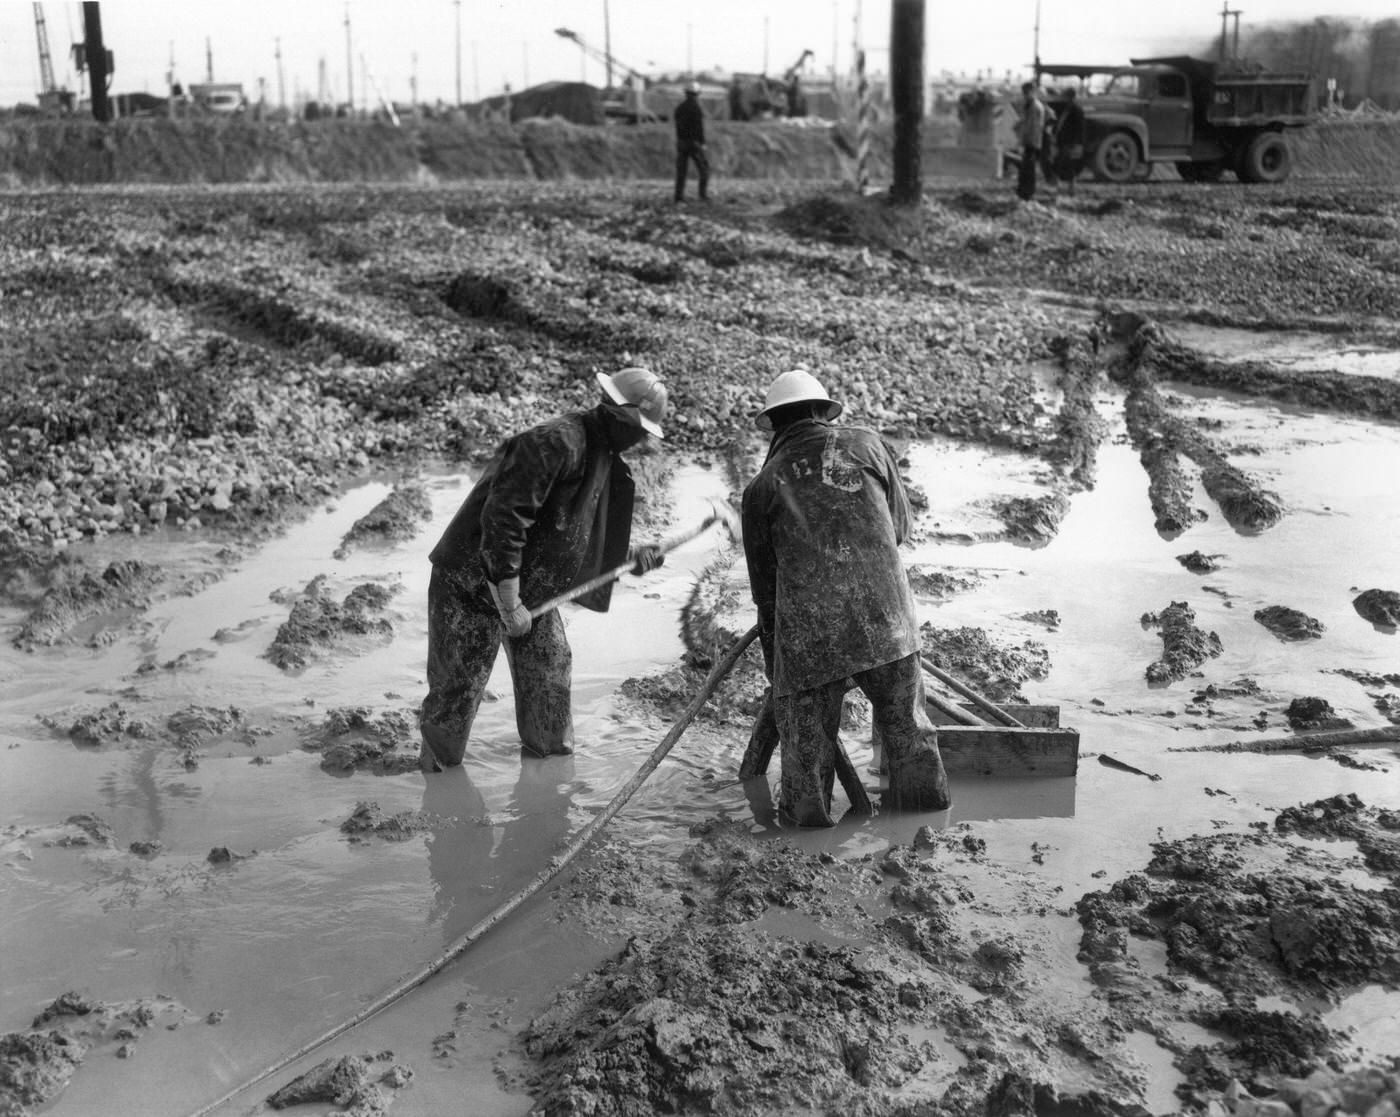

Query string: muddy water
[2,377,1399,1115]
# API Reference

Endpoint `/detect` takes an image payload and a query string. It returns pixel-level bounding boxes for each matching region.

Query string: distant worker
[728,76,749,122]
[674,81,710,203]
[741,370,952,827]
[419,368,669,770]
[1054,86,1087,195]
[1015,81,1048,202]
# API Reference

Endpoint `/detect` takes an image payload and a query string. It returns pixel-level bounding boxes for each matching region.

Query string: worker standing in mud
[1015,81,1049,202]
[1054,87,1086,195]
[674,82,710,203]
[418,368,669,770]
[741,370,952,827]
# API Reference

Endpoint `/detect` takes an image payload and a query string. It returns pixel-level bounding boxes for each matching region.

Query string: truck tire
[1091,131,1140,184]
[1238,132,1292,184]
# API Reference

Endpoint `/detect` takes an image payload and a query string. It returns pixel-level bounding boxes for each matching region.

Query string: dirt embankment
[2,116,1396,188]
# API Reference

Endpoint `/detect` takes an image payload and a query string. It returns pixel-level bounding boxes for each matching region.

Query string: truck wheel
[1239,132,1292,184]
[1091,132,1140,184]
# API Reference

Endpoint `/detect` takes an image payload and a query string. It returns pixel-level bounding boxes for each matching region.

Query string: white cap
[755,369,842,431]
[596,367,668,438]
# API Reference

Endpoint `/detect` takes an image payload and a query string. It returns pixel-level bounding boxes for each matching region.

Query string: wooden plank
[935,726,1080,778]
[925,701,1061,729]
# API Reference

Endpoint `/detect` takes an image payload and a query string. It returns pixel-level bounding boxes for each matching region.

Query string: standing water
[1,371,1398,1115]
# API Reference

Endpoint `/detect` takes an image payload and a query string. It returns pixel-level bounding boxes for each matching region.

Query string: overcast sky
[1,0,1395,108]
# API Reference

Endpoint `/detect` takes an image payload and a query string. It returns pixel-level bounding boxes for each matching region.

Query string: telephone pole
[454,0,462,105]
[344,3,354,113]
[275,38,286,110]
[81,2,110,122]
[889,0,925,204]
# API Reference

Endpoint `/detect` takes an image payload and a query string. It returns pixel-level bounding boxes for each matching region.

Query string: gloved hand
[488,577,532,638]
[628,543,665,576]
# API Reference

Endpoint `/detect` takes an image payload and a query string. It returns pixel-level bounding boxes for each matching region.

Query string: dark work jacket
[1056,101,1086,146]
[674,96,705,145]
[428,408,634,612]
[741,419,918,696]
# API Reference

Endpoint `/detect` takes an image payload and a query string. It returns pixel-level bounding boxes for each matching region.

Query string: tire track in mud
[1109,312,1286,537]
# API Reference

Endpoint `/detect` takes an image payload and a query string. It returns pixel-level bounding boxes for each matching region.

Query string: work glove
[488,577,532,638]
[628,543,665,576]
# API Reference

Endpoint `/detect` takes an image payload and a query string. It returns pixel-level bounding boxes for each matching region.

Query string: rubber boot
[420,722,466,771]
[887,739,952,812]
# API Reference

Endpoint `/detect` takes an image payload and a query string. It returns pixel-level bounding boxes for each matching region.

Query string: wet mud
[1253,606,1324,642]
[1142,602,1223,684]
[13,559,165,650]
[0,994,196,1115]
[266,575,400,670]
[267,1053,414,1114]
[333,481,434,560]
[918,625,1050,704]
[1352,588,1400,629]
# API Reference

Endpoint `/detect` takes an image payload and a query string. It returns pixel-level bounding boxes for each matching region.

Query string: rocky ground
[3,176,1400,1116]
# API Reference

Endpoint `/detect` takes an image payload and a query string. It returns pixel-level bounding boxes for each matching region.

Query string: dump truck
[1039,55,1318,184]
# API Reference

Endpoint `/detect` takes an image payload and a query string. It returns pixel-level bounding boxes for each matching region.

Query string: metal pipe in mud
[920,656,1026,728]
[185,624,761,1117]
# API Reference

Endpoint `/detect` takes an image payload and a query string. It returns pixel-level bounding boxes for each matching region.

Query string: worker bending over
[419,368,668,770]
[741,369,951,826]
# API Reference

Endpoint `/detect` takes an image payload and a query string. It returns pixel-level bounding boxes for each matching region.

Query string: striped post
[855,49,872,193]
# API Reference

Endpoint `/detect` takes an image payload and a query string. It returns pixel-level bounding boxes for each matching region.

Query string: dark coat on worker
[741,418,919,697]
[429,407,634,612]
[674,95,706,145]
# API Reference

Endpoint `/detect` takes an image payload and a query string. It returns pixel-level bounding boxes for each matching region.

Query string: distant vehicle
[1038,55,1319,184]
[188,82,247,115]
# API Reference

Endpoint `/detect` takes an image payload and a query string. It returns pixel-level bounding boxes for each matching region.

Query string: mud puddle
[1170,323,1400,383]
[3,366,1399,1115]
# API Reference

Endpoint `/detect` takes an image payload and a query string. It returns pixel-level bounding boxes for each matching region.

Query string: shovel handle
[920,656,1025,728]
[527,512,721,620]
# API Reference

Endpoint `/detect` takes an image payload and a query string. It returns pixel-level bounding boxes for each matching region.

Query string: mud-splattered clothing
[741,418,919,697]
[742,418,947,824]
[421,408,634,764]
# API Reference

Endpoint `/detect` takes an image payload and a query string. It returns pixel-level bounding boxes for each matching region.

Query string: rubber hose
[185,623,760,1117]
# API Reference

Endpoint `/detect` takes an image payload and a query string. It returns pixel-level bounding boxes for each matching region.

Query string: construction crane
[553,27,649,90]
[31,3,74,113]
[553,27,657,123]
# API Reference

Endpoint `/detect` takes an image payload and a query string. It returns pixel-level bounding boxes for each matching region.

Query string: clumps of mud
[39,702,266,769]
[1113,317,1284,536]
[1284,697,1351,732]
[1141,601,1222,683]
[1178,551,1225,574]
[1077,797,1400,1095]
[0,992,195,1115]
[332,480,432,560]
[1353,588,1400,629]
[340,801,431,843]
[266,575,399,670]
[304,707,420,774]
[1254,605,1324,642]
[988,492,1070,545]
[1046,331,1110,492]
[906,564,986,600]
[41,702,156,746]
[920,624,1049,704]
[13,559,164,650]
[267,1051,413,1114]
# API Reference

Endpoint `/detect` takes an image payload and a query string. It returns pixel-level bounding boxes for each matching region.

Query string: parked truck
[1038,55,1318,184]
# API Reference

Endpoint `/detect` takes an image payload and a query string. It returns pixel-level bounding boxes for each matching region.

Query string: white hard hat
[756,368,842,431]
[685,81,700,94]
[596,367,668,438]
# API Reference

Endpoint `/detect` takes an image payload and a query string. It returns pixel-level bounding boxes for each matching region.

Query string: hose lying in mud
[186,623,760,1117]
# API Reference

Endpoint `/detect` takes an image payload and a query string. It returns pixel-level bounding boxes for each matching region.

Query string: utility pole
[1219,1,1242,63]
[454,0,462,105]
[763,16,770,74]
[276,37,286,111]
[687,23,693,75]
[603,0,614,89]
[1033,0,1042,75]
[411,50,418,111]
[205,36,213,81]
[889,0,924,204]
[344,2,354,113]
[522,42,529,89]
[81,2,110,122]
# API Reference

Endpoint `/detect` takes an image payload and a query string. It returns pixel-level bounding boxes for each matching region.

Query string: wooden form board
[935,725,1080,778]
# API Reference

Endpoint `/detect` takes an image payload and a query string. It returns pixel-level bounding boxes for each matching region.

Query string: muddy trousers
[1016,146,1040,201]
[675,142,710,201]
[419,565,575,769]
[775,653,951,827]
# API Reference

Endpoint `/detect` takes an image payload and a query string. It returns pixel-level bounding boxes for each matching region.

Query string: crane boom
[33,2,56,95]
[554,27,647,88]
